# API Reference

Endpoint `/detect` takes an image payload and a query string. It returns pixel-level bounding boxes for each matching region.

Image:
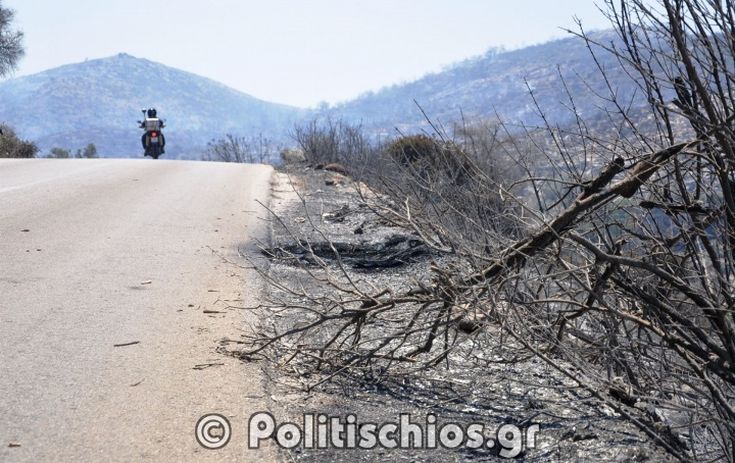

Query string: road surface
[0,159,278,462]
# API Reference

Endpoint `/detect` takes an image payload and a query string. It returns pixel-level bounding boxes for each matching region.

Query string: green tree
[81,143,98,158]
[49,147,70,159]
[0,124,37,158]
[74,144,98,158]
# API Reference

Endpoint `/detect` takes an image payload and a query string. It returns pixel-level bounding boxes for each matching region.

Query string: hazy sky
[4,1,611,108]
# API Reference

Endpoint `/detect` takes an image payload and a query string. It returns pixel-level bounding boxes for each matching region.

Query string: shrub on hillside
[76,143,98,158]
[0,124,38,158]
[293,119,374,167]
[280,148,306,164]
[49,147,70,158]
[203,134,276,164]
[385,133,473,187]
[385,134,439,165]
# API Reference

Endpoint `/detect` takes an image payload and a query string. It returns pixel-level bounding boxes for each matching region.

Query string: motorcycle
[138,109,166,159]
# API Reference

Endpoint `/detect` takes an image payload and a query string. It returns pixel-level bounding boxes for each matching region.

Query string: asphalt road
[0,159,279,462]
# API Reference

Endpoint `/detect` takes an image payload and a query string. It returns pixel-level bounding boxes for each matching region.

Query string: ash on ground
[234,164,673,463]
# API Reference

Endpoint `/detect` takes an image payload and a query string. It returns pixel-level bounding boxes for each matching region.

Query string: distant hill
[0,33,662,159]
[329,31,655,135]
[0,53,304,158]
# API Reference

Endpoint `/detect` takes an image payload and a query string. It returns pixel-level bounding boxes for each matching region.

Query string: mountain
[0,33,656,159]
[329,31,652,135]
[0,53,304,157]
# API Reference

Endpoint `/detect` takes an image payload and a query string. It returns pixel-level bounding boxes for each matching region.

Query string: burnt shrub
[386,134,440,165]
[294,118,375,169]
[386,134,472,187]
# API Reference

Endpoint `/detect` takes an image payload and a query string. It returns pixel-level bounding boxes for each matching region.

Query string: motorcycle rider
[139,108,166,155]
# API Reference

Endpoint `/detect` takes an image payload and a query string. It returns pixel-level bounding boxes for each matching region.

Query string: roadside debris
[262,234,431,269]
[113,341,140,347]
[193,362,224,370]
[321,163,348,175]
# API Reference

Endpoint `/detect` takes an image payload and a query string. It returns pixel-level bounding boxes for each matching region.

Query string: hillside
[0,53,304,157]
[330,31,654,135]
[0,33,659,158]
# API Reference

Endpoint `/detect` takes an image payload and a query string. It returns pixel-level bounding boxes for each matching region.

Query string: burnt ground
[229,164,675,462]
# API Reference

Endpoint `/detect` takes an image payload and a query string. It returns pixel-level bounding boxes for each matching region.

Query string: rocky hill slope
[0,53,303,157]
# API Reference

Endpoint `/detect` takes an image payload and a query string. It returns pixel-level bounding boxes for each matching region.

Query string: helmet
[147,108,157,118]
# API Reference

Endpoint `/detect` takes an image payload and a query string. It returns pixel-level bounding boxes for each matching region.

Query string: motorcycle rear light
[151,132,158,137]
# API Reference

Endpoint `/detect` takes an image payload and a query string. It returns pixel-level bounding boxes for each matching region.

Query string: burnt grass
[244,164,673,463]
